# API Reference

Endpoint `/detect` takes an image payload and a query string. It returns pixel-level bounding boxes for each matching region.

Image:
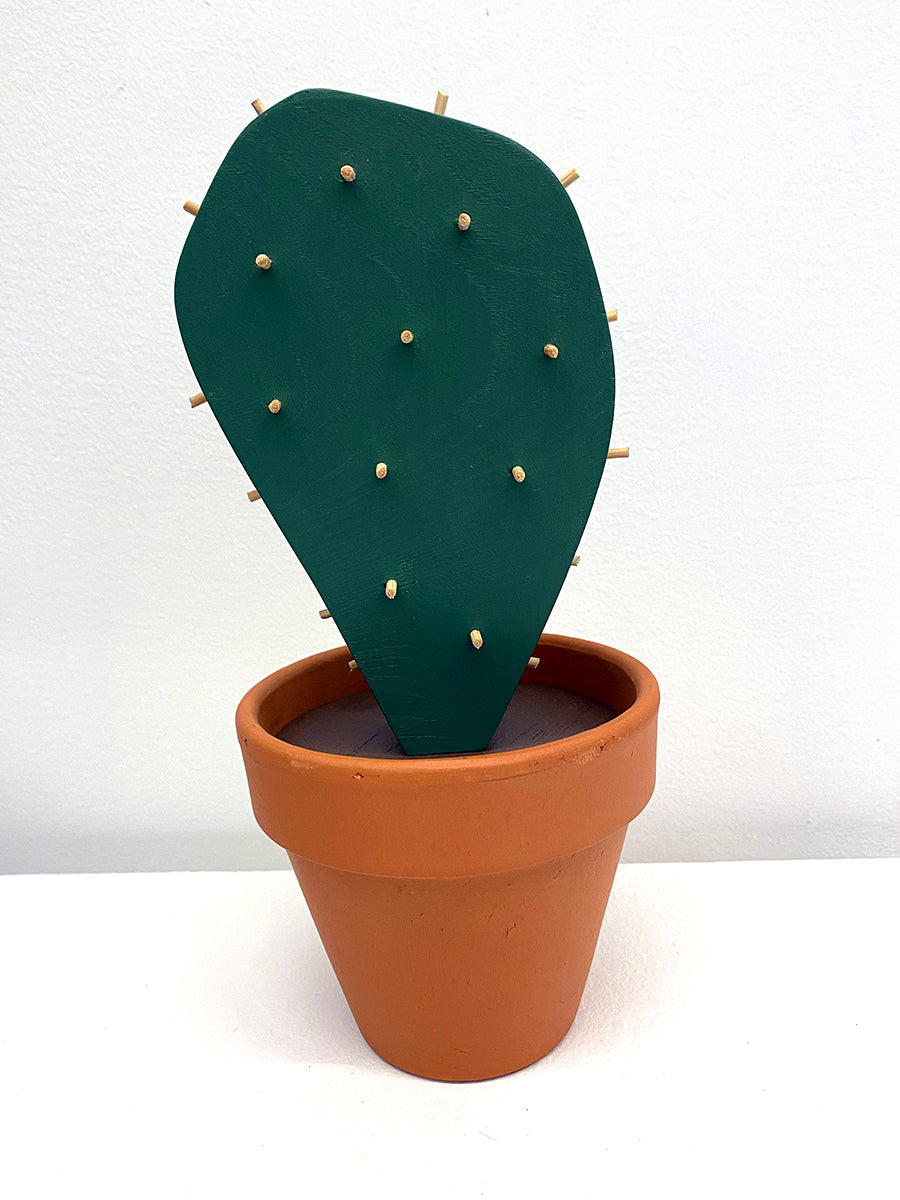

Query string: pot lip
[237,632,659,781]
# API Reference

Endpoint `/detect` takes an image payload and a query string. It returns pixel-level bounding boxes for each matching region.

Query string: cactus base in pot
[237,635,659,1081]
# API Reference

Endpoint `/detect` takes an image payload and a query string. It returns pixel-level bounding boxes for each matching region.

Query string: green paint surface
[175,89,615,754]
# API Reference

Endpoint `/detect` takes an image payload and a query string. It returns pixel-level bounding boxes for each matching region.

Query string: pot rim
[236,632,659,783]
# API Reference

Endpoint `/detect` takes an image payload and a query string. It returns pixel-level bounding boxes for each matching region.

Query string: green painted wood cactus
[175,88,615,754]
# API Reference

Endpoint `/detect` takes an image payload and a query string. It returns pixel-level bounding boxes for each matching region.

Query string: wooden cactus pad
[175,88,615,754]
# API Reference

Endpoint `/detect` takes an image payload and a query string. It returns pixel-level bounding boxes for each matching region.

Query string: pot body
[237,634,659,1081]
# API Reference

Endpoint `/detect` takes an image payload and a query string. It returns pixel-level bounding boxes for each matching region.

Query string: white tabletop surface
[1,859,897,1198]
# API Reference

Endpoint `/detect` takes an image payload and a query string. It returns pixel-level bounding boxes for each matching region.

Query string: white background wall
[1,0,897,873]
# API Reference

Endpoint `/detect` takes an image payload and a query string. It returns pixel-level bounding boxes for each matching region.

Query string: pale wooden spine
[251,98,265,115]
[559,168,579,188]
[189,392,207,408]
[434,90,449,115]
[183,200,200,216]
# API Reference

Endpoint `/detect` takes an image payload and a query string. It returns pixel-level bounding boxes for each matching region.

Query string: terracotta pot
[237,633,659,1081]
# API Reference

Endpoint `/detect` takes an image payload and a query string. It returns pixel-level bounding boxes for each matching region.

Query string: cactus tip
[255,254,272,270]
[385,579,398,600]
[375,462,389,479]
[456,212,471,231]
[542,343,559,359]
[400,329,414,345]
[511,465,526,483]
[267,399,282,414]
[340,164,357,183]
[470,629,484,650]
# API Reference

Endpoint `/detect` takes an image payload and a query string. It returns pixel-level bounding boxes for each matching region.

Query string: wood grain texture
[174,89,615,754]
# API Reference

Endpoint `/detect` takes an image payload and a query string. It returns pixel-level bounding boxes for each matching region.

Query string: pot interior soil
[278,682,617,759]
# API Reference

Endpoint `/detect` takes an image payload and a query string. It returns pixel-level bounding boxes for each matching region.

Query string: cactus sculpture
[176,88,616,755]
